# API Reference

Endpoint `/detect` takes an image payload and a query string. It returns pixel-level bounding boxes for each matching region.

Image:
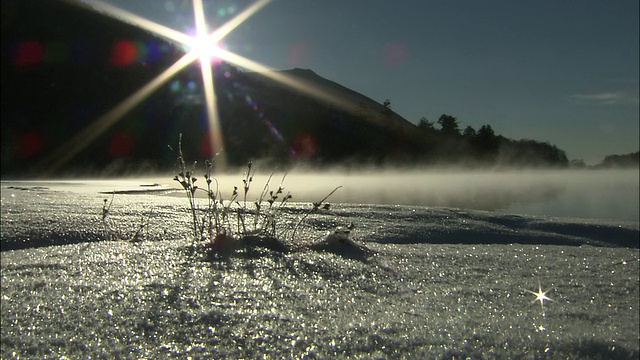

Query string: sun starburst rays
[214,48,360,114]
[42,0,365,174]
[79,0,193,45]
[206,0,271,44]
[42,0,271,173]
[192,0,224,165]
[40,52,198,174]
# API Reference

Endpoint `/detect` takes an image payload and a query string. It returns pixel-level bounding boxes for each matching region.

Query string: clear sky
[94,0,638,165]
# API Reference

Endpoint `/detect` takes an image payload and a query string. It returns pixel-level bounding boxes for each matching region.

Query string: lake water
[3,169,638,223]
[498,169,639,222]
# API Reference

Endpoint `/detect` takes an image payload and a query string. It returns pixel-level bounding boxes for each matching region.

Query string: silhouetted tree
[418,117,436,133]
[463,126,476,138]
[599,151,639,168]
[476,125,498,149]
[476,124,494,137]
[498,139,569,167]
[570,159,586,168]
[471,124,499,161]
[382,99,392,115]
[437,114,460,136]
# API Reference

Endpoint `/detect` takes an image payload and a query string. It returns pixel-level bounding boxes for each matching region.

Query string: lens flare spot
[110,39,138,66]
[108,130,135,157]
[143,41,163,62]
[170,80,181,93]
[382,41,409,66]
[44,41,69,63]
[288,41,311,66]
[70,41,94,64]
[15,131,45,158]
[130,41,157,62]
[200,132,212,157]
[164,1,176,12]
[292,131,317,158]
[264,118,284,141]
[14,41,44,66]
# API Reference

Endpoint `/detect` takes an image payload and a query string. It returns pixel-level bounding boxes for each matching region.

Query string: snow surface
[1,181,639,358]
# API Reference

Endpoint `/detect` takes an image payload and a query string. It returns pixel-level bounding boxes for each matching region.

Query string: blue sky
[96,0,638,164]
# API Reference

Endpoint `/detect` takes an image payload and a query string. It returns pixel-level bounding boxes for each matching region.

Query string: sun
[188,36,222,64]
[40,0,362,174]
[40,0,270,173]
[189,0,221,65]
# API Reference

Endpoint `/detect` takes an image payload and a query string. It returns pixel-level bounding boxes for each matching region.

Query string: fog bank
[151,168,638,222]
[10,169,636,222]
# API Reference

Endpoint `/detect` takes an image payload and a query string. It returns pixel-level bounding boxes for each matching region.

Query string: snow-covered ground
[1,179,638,358]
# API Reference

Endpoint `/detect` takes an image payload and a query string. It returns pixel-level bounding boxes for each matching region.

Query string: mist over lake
[12,168,636,223]
[160,168,638,223]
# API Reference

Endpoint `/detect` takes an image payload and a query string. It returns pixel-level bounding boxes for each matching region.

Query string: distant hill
[256,68,415,129]
[1,0,569,177]
[228,67,428,165]
[596,151,639,168]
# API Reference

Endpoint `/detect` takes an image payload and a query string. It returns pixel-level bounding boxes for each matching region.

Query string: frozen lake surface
[1,175,638,358]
